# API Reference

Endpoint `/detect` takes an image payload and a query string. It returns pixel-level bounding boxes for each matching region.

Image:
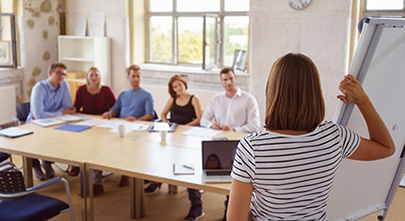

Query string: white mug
[118,124,125,137]
[160,130,167,140]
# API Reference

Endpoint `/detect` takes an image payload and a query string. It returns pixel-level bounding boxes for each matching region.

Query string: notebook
[202,140,239,183]
[0,127,33,138]
[149,122,178,132]
[31,118,64,127]
[54,124,91,132]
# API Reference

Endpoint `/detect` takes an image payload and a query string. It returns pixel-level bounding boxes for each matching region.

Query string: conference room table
[0,118,248,220]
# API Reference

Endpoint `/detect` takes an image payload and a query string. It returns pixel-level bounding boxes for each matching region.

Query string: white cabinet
[58,36,111,86]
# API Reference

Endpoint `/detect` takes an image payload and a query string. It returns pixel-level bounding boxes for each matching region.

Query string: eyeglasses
[52,70,67,77]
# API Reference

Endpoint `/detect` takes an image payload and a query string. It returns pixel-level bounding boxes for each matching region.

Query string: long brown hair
[265,53,325,132]
[168,75,188,98]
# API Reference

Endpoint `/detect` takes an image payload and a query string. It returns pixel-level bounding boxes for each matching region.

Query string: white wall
[249,0,351,123]
[66,0,128,96]
[62,0,352,124]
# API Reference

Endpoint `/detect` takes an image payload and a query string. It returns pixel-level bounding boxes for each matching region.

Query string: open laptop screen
[202,140,240,170]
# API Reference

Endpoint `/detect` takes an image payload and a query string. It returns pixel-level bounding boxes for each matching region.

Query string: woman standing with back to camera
[227,53,395,220]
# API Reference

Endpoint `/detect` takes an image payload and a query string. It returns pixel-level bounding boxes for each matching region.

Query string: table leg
[130,177,145,219]
[22,156,33,188]
[80,163,90,221]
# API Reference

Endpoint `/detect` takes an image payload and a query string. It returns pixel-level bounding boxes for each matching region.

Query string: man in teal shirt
[27,62,76,180]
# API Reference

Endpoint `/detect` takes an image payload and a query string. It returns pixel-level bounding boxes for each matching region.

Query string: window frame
[146,0,249,69]
[0,13,17,68]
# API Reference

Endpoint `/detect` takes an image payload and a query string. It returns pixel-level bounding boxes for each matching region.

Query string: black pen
[183,165,194,170]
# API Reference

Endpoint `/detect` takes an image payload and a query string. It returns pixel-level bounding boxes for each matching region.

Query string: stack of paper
[182,127,222,137]
[109,122,151,134]
[55,114,83,122]
[31,118,64,127]
[0,127,33,138]
[77,119,107,127]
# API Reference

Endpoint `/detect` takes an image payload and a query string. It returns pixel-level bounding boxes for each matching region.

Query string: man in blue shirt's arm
[26,62,76,181]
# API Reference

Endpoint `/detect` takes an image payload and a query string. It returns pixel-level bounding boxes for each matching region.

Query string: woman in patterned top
[227,53,395,220]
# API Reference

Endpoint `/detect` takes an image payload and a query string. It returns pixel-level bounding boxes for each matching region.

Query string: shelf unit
[58,36,111,86]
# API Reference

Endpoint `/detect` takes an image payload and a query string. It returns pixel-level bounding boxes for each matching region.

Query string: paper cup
[160,130,167,140]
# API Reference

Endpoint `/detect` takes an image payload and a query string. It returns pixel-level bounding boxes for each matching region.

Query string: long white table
[0,119,247,220]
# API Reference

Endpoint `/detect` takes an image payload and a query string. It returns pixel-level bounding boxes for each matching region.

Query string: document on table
[109,122,150,134]
[96,120,123,129]
[173,163,195,175]
[0,127,33,138]
[31,118,64,127]
[77,119,107,127]
[55,114,83,122]
[152,122,171,131]
[124,122,150,131]
[74,113,94,120]
[182,127,222,137]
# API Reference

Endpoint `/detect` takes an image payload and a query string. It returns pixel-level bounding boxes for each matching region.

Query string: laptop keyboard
[206,170,231,176]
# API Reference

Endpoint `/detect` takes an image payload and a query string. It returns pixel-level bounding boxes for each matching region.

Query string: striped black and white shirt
[231,121,360,221]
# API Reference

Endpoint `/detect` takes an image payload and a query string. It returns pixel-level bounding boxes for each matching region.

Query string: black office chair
[12,102,30,125]
[0,153,9,163]
[0,161,74,221]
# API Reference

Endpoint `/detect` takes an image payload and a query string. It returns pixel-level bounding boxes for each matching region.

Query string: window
[363,0,405,16]
[147,0,249,70]
[0,13,17,68]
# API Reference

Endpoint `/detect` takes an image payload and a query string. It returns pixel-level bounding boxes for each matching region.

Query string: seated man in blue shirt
[26,62,76,180]
[102,64,155,186]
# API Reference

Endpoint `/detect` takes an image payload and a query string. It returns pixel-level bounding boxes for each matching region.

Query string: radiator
[0,85,16,125]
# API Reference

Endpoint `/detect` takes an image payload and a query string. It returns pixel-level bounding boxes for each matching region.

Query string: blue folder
[54,124,91,132]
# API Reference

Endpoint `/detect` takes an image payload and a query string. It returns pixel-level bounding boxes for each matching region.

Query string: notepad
[54,124,91,132]
[0,127,33,138]
[182,127,221,137]
[55,114,83,122]
[31,118,65,127]
[173,163,195,175]
[149,122,178,132]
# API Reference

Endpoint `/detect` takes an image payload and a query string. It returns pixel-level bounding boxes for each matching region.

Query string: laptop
[202,140,240,183]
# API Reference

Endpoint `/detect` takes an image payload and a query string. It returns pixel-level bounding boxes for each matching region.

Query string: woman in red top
[69,67,116,196]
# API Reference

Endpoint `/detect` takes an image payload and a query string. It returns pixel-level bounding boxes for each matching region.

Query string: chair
[12,102,30,125]
[0,152,9,162]
[0,161,74,221]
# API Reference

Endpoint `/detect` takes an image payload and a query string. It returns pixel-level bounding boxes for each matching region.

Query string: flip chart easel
[329,17,405,221]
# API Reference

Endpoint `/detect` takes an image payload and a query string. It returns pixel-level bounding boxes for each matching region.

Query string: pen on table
[183,165,194,170]
[107,102,110,120]
[217,117,221,129]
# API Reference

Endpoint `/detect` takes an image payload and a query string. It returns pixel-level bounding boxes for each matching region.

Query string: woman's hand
[337,74,369,105]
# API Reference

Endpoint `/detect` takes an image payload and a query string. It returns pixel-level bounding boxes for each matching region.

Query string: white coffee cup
[118,124,125,137]
[160,130,167,140]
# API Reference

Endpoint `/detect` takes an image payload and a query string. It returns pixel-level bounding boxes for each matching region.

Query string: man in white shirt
[200,68,260,132]
[184,68,260,221]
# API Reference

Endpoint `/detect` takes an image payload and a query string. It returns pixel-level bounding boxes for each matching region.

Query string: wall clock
[288,0,312,10]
